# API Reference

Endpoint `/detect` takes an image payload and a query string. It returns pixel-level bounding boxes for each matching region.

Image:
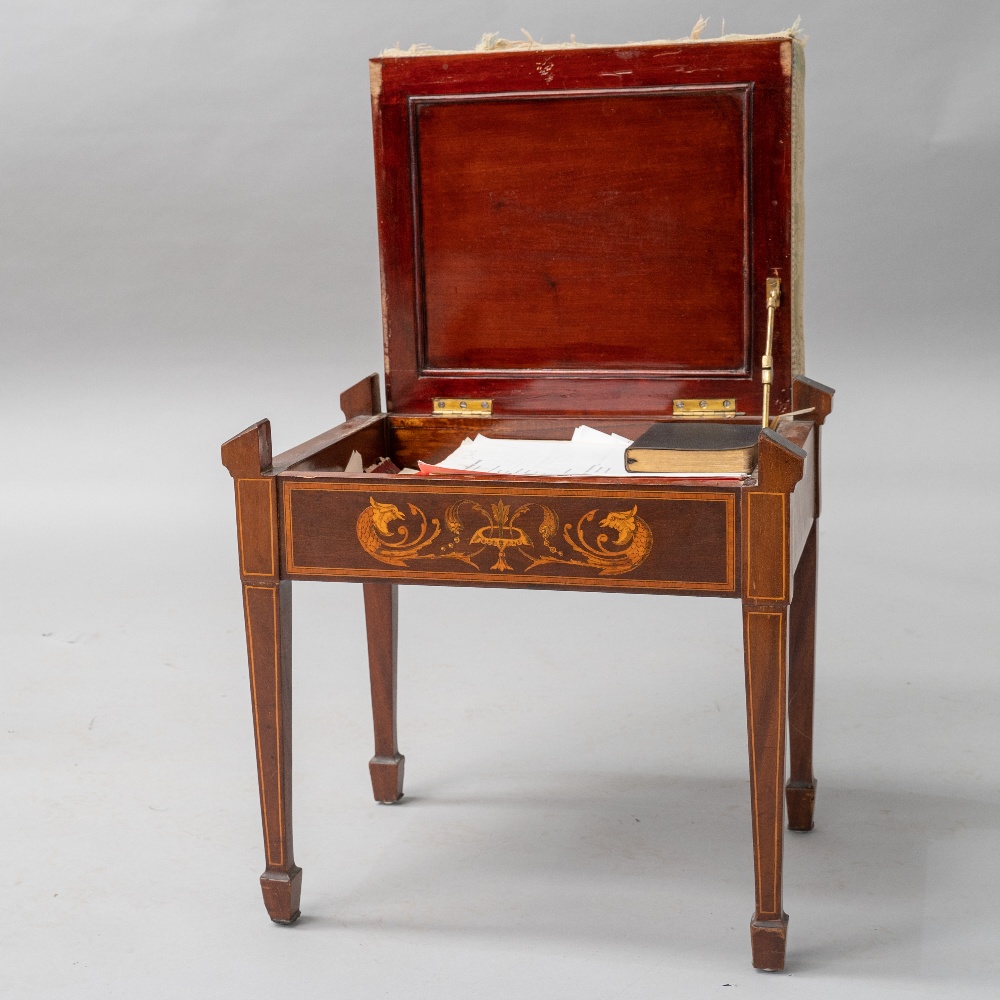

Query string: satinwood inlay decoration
[282,482,736,592]
[357,496,652,575]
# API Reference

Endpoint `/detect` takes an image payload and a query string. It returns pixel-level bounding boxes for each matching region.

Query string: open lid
[370,35,804,417]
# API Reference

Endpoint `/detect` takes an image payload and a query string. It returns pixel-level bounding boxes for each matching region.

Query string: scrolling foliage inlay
[357,497,652,576]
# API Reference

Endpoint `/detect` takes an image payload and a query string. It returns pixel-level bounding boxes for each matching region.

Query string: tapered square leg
[743,602,789,971]
[224,423,302,924]
[364,582,404,803]
[244,581,300,922]
[787,523,818,832]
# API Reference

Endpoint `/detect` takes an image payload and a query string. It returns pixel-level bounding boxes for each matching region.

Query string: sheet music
[417,426,746,479]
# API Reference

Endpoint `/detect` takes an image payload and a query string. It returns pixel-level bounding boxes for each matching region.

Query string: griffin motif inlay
[356,497,652,575]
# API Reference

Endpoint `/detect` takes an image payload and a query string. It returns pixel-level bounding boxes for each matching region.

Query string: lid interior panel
[414,86,750,376]
[371,41,796,417]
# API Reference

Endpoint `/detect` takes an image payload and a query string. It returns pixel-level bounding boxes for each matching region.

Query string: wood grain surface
[281,480,737,594]
[371,39,797,417]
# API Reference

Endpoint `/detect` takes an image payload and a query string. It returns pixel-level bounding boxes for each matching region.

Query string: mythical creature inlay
[356,497,652,575]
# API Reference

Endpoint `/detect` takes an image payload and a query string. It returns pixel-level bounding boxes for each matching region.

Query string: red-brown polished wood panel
[371,40,796,417]
[414,87,749,374]
[236,479,277,578]
[281,481,737,593]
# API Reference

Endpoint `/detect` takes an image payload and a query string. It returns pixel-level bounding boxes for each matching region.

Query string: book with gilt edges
[625,422,761,475]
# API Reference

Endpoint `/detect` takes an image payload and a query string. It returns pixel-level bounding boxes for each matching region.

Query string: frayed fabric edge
[380,18,804,58]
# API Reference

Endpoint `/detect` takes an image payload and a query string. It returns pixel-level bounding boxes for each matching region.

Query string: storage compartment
[281,413,770,477]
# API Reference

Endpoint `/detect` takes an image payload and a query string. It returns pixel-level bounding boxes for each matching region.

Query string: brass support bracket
[761,277,781,429]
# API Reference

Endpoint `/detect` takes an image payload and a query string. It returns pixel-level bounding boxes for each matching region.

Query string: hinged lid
[370,35,804,417]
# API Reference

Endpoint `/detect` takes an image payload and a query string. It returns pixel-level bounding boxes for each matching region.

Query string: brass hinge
[432,397,493,417]
[672,398,739,418]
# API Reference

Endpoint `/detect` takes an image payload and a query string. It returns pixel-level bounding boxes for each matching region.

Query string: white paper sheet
[417,426,746,479]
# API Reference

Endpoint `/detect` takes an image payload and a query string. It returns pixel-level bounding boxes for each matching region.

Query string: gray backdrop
[3,3,998,997]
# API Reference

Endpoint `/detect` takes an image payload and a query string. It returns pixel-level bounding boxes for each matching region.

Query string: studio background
[2,2,997,997]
